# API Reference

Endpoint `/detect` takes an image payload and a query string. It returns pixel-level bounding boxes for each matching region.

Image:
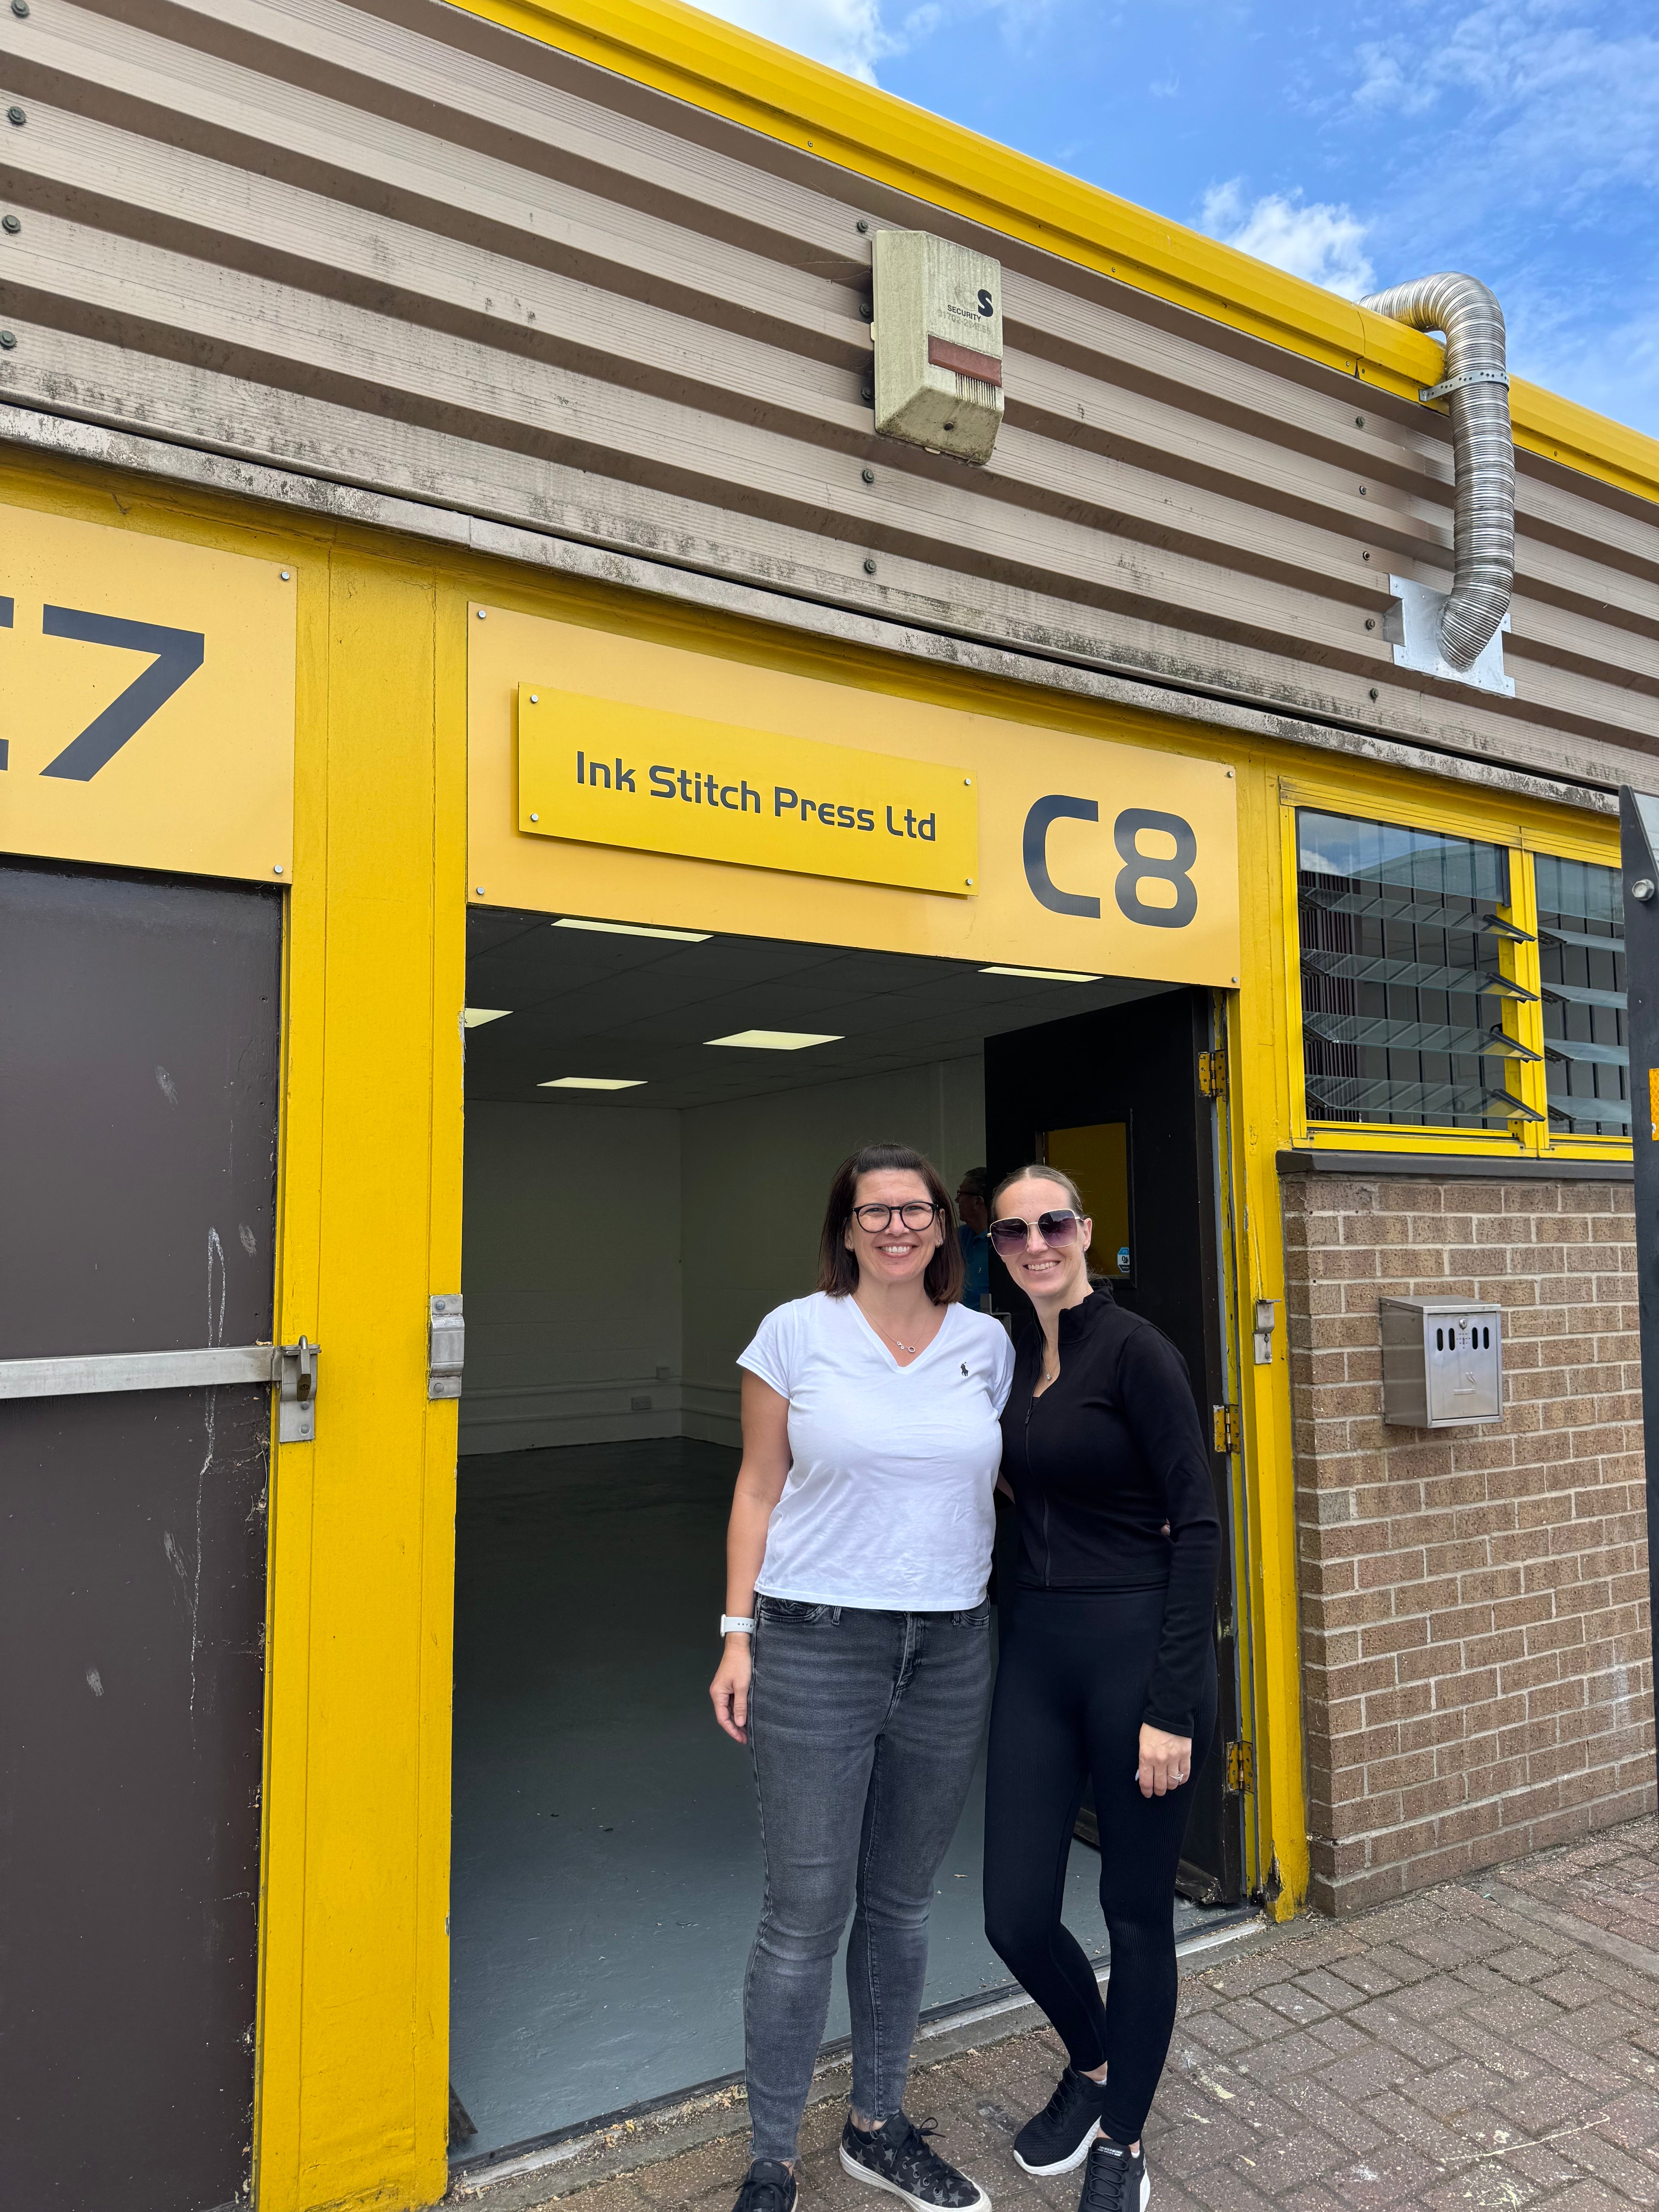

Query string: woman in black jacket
[981,1165,1220,2212]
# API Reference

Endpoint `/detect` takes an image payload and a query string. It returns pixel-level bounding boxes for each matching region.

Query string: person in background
[710,1142,1015,2212]
[955,1167,990,1310]
[980,1165,1220,2212]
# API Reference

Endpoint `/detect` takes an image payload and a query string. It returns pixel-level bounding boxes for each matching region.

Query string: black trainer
[731,2157,798,2212]
[1012,2065,1112,2176]
[1077,2136,1149,2212]
[840,2113,991,2211]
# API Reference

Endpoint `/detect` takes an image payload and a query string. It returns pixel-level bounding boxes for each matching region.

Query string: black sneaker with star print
[839,2113,990,2211]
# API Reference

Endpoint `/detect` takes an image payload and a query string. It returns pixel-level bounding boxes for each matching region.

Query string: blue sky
[694,0,1659,438]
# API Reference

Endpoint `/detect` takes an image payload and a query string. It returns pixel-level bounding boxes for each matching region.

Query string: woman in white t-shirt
[709,1142,1014,2212]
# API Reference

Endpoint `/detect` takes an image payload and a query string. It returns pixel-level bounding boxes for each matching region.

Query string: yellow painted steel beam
[454,0,1659,508]
[1228,762,1309,1918]
[256,550,459,2212]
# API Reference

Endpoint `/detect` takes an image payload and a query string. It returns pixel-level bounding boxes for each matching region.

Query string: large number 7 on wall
[33,606,206,781]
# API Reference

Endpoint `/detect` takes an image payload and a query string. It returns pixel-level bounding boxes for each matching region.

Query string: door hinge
[1211,1403,1240,1454]
[1198,1047,1227,1099]
[1225,1739,1254,1794]
[429,1294,465,1399]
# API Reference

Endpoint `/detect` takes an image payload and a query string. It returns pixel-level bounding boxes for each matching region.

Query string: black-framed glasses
[851,1201,942,1232]
[988,1208,1082,1257]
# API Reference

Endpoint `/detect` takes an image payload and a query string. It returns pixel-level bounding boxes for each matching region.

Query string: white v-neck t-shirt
[738,1291,1016,1612]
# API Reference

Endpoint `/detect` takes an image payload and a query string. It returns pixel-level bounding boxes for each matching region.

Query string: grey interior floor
[450,1440,1215,2162]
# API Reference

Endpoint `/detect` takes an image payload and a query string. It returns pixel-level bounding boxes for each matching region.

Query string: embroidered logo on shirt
[961,1363,969,1376]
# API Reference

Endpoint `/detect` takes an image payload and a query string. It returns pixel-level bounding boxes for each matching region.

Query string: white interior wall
[460,1099,683,1454]
[460,1059,984,1456]
[679,1056,985,1448]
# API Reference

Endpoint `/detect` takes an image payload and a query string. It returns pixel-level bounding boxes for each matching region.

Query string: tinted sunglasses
[988,1208,1082,1257]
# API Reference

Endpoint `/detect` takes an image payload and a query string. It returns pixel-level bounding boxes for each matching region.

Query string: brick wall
[1281,1170,1655,1915]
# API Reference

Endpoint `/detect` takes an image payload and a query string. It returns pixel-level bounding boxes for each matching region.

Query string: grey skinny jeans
[744,1595,993,2163]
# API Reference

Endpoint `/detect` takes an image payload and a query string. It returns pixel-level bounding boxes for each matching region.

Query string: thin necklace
[891,1330,919,1353]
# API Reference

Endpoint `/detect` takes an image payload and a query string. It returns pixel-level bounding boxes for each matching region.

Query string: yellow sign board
[469,605,1240,986]
[0,505,296,881]
[518,688,977,895]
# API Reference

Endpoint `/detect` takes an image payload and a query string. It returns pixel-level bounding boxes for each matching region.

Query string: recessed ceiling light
[979,965,1105,983]
[553,917,711,943]
[539,1076,646,1090]
[705,1030,844,1051]
[463,1007,511,1027]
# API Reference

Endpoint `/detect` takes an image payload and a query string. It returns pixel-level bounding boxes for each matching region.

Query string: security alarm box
[872,230,1003,465]
[1379,1296,1503,1429]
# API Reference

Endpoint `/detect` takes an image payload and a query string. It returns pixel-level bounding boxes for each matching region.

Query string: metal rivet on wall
[6,107,26,126]
[1365,617,1376,630]
[856,218,869,233]
[863,557,877,575]
[1369,687,1380,701]
[11,2,30,19]
[861,467,874,485]
[0,331,16,350]
[2,214,19,234]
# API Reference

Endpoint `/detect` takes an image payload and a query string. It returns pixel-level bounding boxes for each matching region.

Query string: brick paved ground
[467,1817,1659,2212]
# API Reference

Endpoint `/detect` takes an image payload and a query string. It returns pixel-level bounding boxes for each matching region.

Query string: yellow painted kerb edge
[454,0,1659,507]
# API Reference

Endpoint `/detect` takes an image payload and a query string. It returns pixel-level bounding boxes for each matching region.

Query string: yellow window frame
[1523,820,1634,1161]
[1279,778,1628,1162]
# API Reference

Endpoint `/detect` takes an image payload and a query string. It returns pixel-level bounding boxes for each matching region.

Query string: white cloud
[1352,3,1659,199]
[689,0,1053,82]
[1200,180,1375,300]
[691,0,902,81]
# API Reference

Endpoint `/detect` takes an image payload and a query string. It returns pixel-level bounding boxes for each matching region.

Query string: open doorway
[449,913,1243,2167]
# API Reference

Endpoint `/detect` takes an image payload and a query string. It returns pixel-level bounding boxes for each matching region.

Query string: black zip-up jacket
[1000,1286,1221,1736]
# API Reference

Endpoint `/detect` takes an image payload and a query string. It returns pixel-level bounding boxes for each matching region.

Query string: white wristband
[721,1614,755,1637]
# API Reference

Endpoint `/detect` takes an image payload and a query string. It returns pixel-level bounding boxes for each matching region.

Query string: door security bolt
[1253,1299,1276,1366]
[277,1336,320,1443]
[429,1294,465,1399]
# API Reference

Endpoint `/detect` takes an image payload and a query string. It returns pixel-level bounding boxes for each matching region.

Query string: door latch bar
[0,1338,321,1441]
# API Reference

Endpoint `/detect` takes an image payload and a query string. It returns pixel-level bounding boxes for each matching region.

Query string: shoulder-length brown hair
[817,1142,963,1305]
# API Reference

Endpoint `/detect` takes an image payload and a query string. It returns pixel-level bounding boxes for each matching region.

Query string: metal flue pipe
[1359,273,1514,671]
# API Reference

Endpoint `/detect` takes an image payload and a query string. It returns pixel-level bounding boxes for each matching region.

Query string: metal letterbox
[1379,1296,1503,1428]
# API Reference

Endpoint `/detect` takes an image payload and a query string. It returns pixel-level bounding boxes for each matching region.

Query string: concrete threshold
[448,1907,1274,2209]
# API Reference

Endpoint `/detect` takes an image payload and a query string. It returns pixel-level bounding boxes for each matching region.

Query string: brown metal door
[0,860,281,2211]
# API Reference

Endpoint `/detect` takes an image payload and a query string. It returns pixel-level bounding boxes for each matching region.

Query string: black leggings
[982,1586,1217,2146]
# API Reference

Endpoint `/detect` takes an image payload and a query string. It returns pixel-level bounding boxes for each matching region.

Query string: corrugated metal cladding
[2,0,1655,791]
